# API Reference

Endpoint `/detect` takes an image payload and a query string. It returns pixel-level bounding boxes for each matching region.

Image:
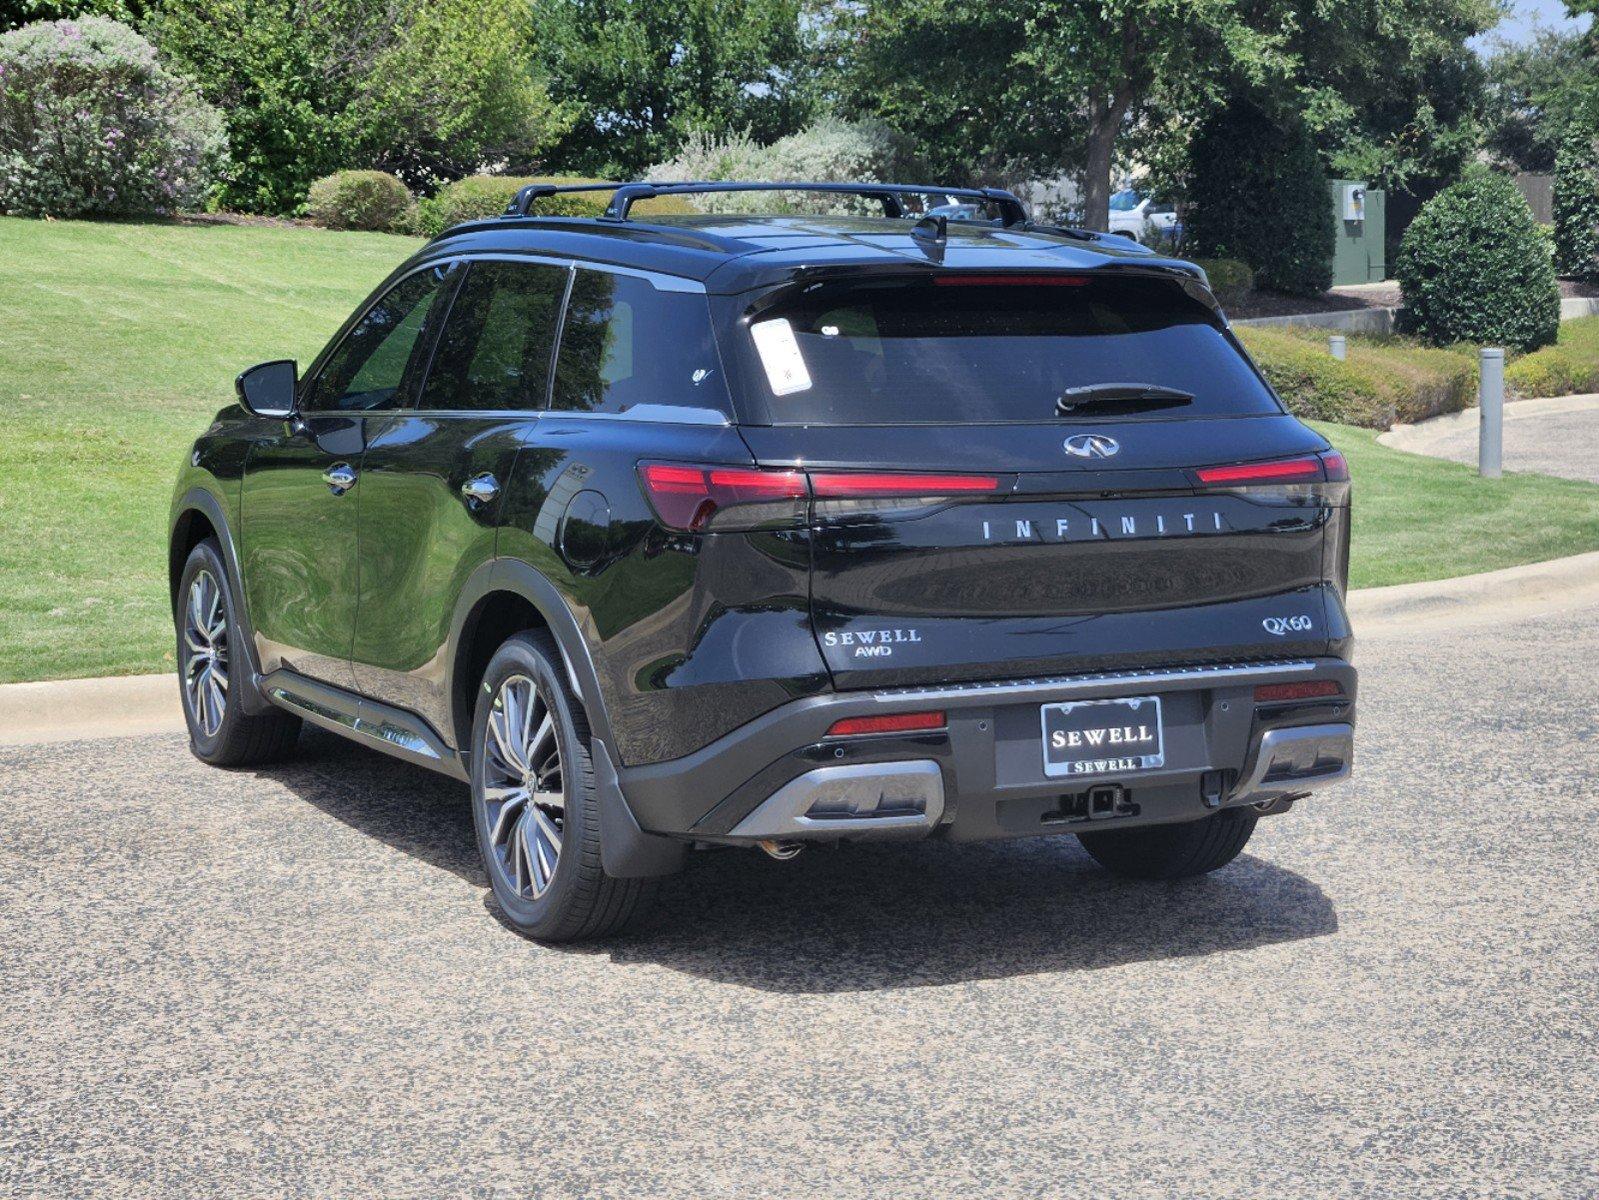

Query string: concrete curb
[0,673,182,747]
[6,548,1599,747]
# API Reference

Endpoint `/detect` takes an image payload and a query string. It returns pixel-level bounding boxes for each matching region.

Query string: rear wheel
[176,539,301,766]
[470,631,656,941]
[1077,808,1257,880]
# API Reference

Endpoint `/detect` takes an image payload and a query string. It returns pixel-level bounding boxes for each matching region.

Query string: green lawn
[1,217,1596,683]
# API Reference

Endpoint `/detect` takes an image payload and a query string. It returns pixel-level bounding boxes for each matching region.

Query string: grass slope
[0,218,1596,682]
[0,217,421,683]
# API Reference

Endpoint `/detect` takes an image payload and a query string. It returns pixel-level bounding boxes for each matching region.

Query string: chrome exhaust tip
[758,839,804,861]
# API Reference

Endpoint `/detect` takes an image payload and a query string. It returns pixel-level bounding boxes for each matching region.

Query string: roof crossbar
[502,180,1030,227]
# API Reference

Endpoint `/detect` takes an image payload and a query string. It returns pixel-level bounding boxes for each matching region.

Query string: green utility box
[1328,180,1386,285]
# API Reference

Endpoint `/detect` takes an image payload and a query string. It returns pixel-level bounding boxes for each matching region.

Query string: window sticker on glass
[750,318,813,395]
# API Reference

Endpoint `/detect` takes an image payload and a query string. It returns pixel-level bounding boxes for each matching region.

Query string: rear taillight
[826,711,946,737]
[1192,450,1350,506]
[638,463,1003,532]
[1195,456,1323,485]
[809,472,1000,497]
[637,463,806,532]
[1254,680,1343,702]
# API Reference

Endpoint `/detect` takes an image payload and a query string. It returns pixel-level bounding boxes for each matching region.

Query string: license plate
[1040,696,1164,779]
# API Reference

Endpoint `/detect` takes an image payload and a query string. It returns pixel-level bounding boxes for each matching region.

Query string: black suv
[169,181,1356,940]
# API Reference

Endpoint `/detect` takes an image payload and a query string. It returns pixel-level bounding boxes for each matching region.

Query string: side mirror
[236,359,298,418]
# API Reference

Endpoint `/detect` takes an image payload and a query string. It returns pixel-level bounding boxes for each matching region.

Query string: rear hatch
[723,270,1352,689]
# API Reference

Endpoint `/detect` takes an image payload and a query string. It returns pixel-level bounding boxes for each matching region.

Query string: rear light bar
[1194,450,1349,487]
[1254,680,1343,703]
[934,274,1091,287]
[826,711,946,737]
[638,462,1002,532]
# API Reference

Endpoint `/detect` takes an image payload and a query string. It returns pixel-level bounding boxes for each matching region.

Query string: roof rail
[501,180,1030,227]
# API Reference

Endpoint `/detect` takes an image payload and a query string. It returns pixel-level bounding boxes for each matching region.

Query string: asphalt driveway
[3,605,1597,1198]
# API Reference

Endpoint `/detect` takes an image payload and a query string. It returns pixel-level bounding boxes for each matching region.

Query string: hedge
[414,175,695,236]
[305,170,412,232]
[1237,325,1477,428]
[1190,258,1253,305]
[1505,316,1599,397]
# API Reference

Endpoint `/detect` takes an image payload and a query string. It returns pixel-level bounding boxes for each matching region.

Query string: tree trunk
[1082,87,1132,232]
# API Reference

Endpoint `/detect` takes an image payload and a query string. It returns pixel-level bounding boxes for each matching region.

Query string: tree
[0,1,150,33]
[531,0,815,178]
[1184,93,1334,296]
[1554,124,1599,278]
[829,0,1493,233]
[152,0,568,213]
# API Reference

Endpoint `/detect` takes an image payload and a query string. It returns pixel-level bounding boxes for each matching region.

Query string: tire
[1077,808,1257,880]
[176,539,301,767]
[469,630,656,941]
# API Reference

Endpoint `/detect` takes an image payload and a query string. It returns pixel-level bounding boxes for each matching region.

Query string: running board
[259,670,468,781]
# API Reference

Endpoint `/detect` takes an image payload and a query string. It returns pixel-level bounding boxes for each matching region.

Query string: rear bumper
[617,657,1356,844]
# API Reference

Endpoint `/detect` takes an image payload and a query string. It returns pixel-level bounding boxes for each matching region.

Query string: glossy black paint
[170,206,1357,845]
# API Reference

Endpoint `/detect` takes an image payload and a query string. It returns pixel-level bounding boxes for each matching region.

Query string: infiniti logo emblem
[1063,433,1121,459]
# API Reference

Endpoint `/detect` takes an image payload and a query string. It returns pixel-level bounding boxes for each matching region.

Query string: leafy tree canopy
[531,0,816,178]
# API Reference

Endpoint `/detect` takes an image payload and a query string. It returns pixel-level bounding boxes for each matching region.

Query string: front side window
[552,269,728,415]
[734,274,1281,426]
[307,265,449,412]
[419,260,569,411]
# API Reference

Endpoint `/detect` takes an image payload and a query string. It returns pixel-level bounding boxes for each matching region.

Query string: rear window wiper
[1055,383,1195,416]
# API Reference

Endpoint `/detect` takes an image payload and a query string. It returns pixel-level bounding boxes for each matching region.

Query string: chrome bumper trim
[1231,722,1354,804]
[728,761,945,841]
[875,660,1321,706]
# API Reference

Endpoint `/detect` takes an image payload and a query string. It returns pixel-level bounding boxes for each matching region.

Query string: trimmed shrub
[1395,169,1560,353]
[1190,258,1253,305]
[1505,316,1599,397]
[0,17,226,217]
[1185,95,1335,297]
[1237,325,1477,429]
[647,118,914,215]
[305,170,412,232]
[1553,125,1599,279]
[413,175,695,237]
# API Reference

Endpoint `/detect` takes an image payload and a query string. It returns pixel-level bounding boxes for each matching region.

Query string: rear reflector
[826,711,946,737]
[1254,680,1343,703]
[1195,456,1324,485]
[810,472,1000,497]
[934,274,1090,287]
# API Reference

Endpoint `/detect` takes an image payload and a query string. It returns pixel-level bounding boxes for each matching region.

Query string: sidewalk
[1378,393,1599,484]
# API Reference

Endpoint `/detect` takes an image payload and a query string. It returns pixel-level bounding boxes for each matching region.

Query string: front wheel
[1077,808,1257,880]
[469,631,656,941]
[176,539,301,766]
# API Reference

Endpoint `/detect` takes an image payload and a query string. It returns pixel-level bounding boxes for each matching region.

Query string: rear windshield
[731,274,1280,425]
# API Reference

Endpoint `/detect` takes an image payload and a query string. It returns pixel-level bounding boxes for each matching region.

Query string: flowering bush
[0,17,226,217]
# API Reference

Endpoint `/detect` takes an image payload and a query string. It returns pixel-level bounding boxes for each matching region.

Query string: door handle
[322,463,357,495]
[461,473,500,506]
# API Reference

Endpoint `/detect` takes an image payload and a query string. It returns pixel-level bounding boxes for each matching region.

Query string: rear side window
[733,274,1280,425]
[420,260,568,411]
[552,269,728,416]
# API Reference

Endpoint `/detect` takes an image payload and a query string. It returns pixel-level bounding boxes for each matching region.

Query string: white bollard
[1329,335,1347,361]
[1479,348,1504,479]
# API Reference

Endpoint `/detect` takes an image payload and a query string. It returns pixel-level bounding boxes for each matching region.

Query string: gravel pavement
[3,606,1597,1198]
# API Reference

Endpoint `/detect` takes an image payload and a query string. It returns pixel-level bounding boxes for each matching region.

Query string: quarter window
[552,269,728,415]
[419,261,569,412]
[307,266,449,412]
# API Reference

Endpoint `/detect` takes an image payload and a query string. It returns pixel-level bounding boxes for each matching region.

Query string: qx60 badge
[1063,433,1120,459]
